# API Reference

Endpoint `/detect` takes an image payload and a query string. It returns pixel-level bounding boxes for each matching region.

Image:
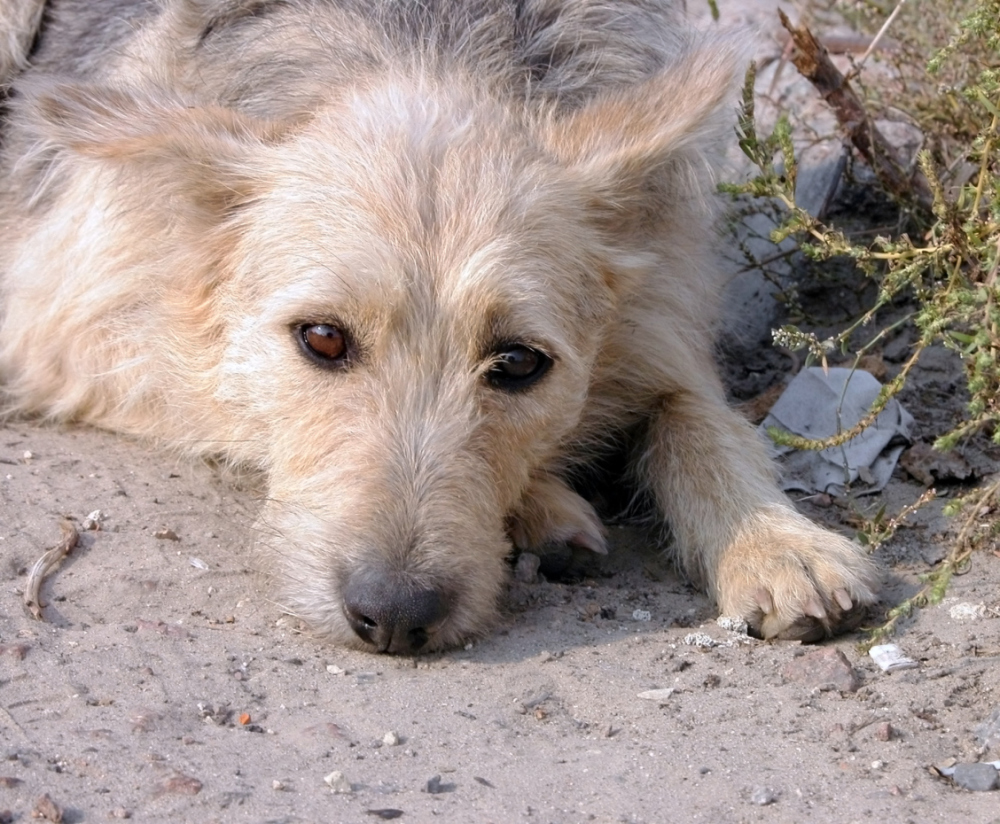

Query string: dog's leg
[508,472,607,555]
[638,370,878,640]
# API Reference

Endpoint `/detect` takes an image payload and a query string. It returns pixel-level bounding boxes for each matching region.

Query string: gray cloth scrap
[760,367,913,495]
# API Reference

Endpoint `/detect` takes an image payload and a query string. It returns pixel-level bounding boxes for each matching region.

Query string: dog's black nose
[342,573,448,653]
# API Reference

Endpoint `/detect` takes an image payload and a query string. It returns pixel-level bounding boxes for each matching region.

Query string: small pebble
[109,808,131,820]
[637,688,675,702]
[271,780,285,791]
[871,760,886,771]
[383,731,400,746]
[869,644,918,672]
[326,664,347,675]
[82,510,104,530]
[425,774,455,794]
[324,771,352,793]
[952,762,1000,792]
[682,633,716,649]
[750,786,777,806]
[632,609,652,622]
[875,721,894,741]
[716,616,748,634]
[31,794,63,822]
[949,602,988,621]
[781,648,859,692]
[153,528,179,541]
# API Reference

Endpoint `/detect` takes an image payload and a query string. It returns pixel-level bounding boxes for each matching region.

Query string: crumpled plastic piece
[760,367,913,495]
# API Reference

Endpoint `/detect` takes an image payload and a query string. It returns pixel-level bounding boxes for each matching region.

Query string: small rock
[716,616,748,634]
[871,760,886,771]
[750,786,778,806]
[109,808,131,820]
[869,644,918,672]
[637,688,675,702]
[514,552,541,583]
[949,602,988,622]
[875,721,894,742]
[900,441,973,486]
[153,528,179,541]
[632,609,652,622]
[382,731,400,746]
[324,771,352,794]
[31,794,63,822]
[271,780,285,791]
[326,665,347,675]
[82,509,104,530]
[157,772,202,796]
[952,762,1000,792]
[781,648,860,692]
[424,774,456,794]
[682,633,716,649]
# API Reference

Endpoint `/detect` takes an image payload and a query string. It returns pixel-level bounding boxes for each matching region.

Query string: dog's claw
[568,530,608,555]
[834,588,854,611]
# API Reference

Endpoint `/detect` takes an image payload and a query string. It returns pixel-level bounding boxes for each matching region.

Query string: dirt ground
[3,2,1000,823]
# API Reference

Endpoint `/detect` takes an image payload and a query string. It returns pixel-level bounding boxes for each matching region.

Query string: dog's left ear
[543,36,745,236]
[21,81,285,216]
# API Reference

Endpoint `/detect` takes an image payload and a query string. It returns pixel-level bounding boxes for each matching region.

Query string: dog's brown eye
[486,344,551,391]
[299,324,349,366]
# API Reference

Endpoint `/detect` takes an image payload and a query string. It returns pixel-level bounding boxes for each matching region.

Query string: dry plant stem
[777,9,934,212]
[856,0,908,69]
[866,479,1000,646]
[24,520,79,620]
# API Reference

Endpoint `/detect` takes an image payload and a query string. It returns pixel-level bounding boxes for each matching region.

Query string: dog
[0,0,878,653]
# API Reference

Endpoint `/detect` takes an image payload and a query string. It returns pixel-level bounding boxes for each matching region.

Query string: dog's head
[23,39,741,651]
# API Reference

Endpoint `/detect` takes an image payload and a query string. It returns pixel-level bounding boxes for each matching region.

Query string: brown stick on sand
[24,520,79,620]
[777,9,934,212]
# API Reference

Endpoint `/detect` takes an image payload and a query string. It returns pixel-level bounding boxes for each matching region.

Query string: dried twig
[24,520,79,620]
[777,9,934,212]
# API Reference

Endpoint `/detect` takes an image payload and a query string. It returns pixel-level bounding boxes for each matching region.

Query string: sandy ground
[3,2,1000,823]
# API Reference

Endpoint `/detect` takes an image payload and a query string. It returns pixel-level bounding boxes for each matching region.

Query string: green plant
[723,0,1000,639]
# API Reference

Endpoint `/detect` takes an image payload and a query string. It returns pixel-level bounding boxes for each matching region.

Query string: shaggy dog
[0,0,877,653]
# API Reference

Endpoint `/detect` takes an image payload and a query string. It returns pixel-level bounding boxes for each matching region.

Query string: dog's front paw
[715,507,879,642]
[508,473,607,555]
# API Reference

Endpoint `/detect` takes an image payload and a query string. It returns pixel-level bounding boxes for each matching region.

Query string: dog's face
[28,45,738,651]
[216,86,623,651]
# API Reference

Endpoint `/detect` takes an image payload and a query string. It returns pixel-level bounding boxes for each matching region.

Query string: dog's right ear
[20,81,285,215]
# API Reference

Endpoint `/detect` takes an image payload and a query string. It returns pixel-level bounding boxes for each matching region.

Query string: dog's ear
[543,37,745,235]
[20,81,285,215]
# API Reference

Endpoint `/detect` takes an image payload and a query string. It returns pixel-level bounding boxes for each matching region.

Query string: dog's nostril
[342,573,448,654]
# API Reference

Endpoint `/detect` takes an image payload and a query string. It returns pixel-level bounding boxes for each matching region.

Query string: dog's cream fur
[0,0,877,652]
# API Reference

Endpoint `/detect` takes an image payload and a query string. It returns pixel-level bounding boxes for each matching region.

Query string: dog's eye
[298,324,350,366]
[486,345,551,390]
